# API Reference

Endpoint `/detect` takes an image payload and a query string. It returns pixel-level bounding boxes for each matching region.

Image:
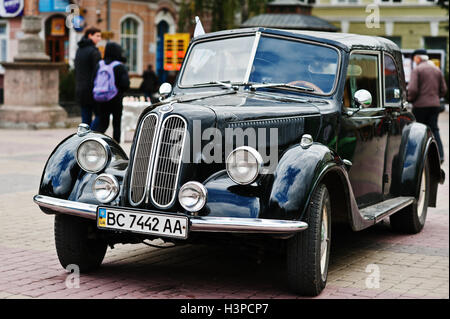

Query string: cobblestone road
[0,113,448,299]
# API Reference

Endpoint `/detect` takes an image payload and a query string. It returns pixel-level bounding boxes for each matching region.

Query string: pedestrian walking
[74,27,102,126]
[139,64,159,103]
[408,49,448,164]
[91,42,130,143]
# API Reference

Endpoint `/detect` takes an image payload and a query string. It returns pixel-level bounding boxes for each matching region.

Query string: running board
[361,196,415,223]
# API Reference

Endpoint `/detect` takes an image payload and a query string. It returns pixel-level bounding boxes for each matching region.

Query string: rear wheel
[54,214,107,272]
[390,157,430,234]
[287,184,331,296]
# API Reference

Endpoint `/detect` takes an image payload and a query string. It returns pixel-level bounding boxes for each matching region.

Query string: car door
[382,52,411,199]
[338,51,390,208]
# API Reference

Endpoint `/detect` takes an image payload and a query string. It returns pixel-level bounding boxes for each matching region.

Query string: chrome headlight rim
[93,173,120,204]
[76,137,111,174]
[226,146,263,185]
[178,181,208,212]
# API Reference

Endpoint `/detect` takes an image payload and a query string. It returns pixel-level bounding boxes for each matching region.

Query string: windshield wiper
[250,83,315,93]
[192,81,241,90]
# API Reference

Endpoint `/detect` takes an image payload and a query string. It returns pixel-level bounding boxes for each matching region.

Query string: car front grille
[129,113,158,205]
[129,113,187,208]
[151,115,187,208]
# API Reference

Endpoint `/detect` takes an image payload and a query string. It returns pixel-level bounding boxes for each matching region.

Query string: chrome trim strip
[244,31,261,83]
[33,195,308,233]
[34,195,97,220]
[190,216,308,233]
[150,115,188,209]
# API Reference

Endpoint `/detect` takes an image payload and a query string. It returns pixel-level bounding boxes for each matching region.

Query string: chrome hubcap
[320,204,329,280]
[417,169,426,219]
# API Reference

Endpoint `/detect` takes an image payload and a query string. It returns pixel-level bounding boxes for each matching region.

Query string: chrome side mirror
[159,83,172,101]
[354,89,372,108]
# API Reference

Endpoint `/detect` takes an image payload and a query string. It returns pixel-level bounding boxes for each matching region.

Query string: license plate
[97,207,188,239]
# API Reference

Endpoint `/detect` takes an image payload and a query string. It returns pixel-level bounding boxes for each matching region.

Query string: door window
[344,53,380,109]
[384,54,401,105]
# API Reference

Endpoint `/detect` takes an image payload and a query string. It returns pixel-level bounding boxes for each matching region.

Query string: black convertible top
[193,27,401,53]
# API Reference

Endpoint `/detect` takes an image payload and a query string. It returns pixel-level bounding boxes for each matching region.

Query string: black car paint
[37,28,444,235]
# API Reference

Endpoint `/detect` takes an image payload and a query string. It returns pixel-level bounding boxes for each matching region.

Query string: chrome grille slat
[129,113,158,205]
[151,115,187,208]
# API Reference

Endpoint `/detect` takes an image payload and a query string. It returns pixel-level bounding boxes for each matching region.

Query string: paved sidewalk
[0,114,448,299]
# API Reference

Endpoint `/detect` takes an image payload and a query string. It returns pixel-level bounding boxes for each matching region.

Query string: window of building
[121,17,141,73]
[384,54,401,105]
[344,53,380,108]
[380,0,403,3]
[0,21,8,73]
[424,36,447,51]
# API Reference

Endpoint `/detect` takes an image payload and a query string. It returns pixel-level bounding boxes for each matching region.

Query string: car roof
[193,27,401,53]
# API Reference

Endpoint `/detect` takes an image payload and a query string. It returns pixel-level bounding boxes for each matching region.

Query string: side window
[384,54,401,105]
[343,53,380,108]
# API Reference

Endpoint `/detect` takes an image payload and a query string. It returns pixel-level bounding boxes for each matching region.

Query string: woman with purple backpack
[91,42,130,143]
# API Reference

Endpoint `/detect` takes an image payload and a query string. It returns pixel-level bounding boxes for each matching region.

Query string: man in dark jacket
[74,27,102,125]
[91,42,130,143]
[408,49,448,164]
[139,64,159,103]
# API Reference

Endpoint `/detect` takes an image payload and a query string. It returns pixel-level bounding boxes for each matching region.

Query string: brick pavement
[0,113,448,299]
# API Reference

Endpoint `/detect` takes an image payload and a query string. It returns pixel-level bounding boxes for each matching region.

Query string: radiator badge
[159,103,174,113]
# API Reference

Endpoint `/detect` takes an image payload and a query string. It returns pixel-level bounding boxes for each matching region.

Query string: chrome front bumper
[33,195,308,234]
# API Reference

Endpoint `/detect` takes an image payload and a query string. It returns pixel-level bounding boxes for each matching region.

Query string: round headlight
[76,138,109,173]
[93,174,119,203]
[226,146,263,185]
[178,182,207,212]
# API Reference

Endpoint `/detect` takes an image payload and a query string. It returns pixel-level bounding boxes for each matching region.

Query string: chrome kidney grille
[151,115,187,208]
[129,113,187,208]
[129,113,158,205]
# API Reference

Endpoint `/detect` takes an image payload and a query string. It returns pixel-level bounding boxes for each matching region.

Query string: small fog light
[93,174,119,203]
[178,181,207,212]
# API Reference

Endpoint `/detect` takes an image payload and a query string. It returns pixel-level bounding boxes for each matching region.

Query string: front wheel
[54,214,107,272]
[287,183,331,296]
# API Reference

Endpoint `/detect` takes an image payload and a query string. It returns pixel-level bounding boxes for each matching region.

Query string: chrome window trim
[150,114,188,209]
[244,31,261,82]
[76,137,111,174]
[128,112,159,206]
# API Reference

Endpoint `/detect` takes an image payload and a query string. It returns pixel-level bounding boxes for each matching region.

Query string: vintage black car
[34,28,445,296]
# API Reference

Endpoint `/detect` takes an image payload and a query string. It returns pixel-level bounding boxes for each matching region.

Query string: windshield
[180,35,340,95]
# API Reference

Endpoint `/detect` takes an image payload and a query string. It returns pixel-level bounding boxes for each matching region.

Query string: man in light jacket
[408,49,447,164]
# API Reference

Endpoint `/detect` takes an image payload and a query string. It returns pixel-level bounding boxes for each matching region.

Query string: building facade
[312,0,449,73]
[1,0,180,80]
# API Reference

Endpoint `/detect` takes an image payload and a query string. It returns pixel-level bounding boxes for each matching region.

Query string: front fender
[38,132,128,207]
[202,144,341,221]
[266,143,340,221]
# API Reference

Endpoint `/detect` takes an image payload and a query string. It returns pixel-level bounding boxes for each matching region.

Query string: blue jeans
[80,106,94,126]
[413,107,444,162]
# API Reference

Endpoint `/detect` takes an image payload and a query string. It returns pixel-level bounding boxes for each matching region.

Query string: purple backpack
[93,60,121,102]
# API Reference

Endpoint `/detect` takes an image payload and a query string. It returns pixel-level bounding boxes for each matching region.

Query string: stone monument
[0,16,68,129]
